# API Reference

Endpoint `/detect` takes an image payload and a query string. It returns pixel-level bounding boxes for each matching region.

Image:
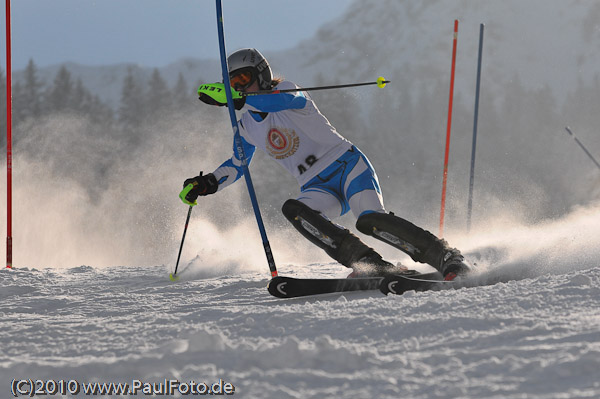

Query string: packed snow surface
[2,249,600,398]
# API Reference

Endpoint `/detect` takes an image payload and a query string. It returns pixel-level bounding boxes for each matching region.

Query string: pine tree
[88,94,115,128]
[71,78,91,114]
[11,80,27,124]
[118,66,145,131]
[46,65,74,113]
[22,59,43,118]
[70,77,115,127]
[173,72,195,114]
[146,68,172,117]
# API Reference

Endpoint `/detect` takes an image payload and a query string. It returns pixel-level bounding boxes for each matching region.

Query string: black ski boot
[356,212,472,279]
[439,245,470,281]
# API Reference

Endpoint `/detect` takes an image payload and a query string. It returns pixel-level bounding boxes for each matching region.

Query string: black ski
[380,272,482,295]
[267,275,382,298]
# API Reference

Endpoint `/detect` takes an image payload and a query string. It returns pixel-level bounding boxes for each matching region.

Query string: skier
[181,48,470,280]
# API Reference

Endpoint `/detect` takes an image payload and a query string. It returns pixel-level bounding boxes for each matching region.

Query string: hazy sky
[1,0,355,69]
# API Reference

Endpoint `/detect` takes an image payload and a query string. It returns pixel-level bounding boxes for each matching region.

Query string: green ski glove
[198,83,245,110]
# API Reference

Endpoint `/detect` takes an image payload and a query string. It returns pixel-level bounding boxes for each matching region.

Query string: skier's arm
[197,81,307,112]
[244,82,308,112]
[178,132,254,206]
[212,133,256,191]
[245,92,307,112]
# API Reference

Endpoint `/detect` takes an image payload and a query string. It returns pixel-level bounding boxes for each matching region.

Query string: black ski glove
[198,93,246,110]
[179,172,219,206]
[198,92,225,107]
[232,96,246,110]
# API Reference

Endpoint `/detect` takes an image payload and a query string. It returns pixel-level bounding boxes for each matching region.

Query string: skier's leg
[282,198,371,267]
[336,148,469,278]
[343,150,386,217]
[282,198,393,272]
[356,212,469,277]
[287,147,404,274]
[296,189,342,220]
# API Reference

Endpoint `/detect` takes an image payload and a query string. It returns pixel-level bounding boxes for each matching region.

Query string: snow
[2,206,600,398]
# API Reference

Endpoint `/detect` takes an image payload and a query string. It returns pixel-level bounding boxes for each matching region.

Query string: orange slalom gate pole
[439,19,459,238]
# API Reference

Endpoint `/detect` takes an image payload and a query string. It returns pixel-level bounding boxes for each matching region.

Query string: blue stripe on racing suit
[245,91,307,112]
[212,133,256,190]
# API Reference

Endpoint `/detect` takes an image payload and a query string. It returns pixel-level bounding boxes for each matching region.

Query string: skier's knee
[356,211,446,267]
[282,199,308,223]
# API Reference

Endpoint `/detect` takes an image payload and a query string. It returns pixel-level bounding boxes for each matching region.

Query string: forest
[1,59,600,234]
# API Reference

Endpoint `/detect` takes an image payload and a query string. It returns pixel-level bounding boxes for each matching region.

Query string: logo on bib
[267,127,299,159]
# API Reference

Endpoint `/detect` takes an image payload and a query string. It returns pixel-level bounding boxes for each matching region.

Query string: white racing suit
[212,80,385,219]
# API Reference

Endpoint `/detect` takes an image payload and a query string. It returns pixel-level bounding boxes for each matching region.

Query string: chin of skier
[181,48,470,280]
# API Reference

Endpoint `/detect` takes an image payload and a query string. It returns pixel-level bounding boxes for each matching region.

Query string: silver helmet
[227,48,273,90]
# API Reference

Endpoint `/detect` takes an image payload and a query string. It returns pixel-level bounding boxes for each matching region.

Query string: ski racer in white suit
[182,48,470,279]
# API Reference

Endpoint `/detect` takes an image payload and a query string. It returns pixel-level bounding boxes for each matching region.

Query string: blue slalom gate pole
[467,24,485,233]
[214,0,278,277]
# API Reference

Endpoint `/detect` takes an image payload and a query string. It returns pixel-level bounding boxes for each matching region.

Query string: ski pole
[198,77,389,104]
[242,77,390,96]
[169,205,193,281]
[564,127,600,171]
[215,0,278,278]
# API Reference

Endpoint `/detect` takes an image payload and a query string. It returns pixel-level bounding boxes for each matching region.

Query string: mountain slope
[275,0,600,101]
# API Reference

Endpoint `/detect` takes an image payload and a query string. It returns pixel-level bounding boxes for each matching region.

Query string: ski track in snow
[1,259,600,398]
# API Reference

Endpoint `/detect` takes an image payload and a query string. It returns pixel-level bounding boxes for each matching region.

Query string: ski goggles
[229,70,255,90]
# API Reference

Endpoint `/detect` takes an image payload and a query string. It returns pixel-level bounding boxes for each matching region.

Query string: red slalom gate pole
[5,0,12,269]
[439,19,459,238]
